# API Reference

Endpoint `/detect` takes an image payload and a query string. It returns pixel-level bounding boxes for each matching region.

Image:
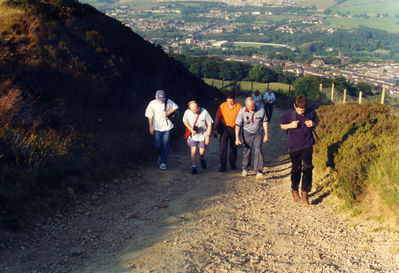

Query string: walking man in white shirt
[263,89,275,122]
[183,100,213,175]
[145,90,179,170]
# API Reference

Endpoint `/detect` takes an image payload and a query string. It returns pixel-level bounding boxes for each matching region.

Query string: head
[254,90,260,96]
[268,89,272,93]
[294,95,306,115]
[155,89,166,103]
[187,100,199,114]
[245,97,256,111]
[226,92,236,107]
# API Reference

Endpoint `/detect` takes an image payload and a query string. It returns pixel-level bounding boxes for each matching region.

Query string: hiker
[263,88,275,122]
[145,90,179,170]
[252,90,263,108]
[280,95,319,205]
[213,92,242,172]
[235,97,269,180]
[183,100,213,175]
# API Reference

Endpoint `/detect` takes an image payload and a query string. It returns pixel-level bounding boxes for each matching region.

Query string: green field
[326,16,399,33]
[294,0,336,10]
[203,78,292,94]
[331,0,399,15]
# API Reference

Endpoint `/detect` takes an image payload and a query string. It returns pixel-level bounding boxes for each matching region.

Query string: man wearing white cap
[145,90,179,170]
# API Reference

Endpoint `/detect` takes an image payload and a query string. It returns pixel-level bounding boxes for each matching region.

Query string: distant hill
[0,0,218,224]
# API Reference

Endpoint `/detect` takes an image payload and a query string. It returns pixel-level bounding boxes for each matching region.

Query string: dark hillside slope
[0,0,218,224]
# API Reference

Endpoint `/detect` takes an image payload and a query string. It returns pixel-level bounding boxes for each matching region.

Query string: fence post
[381,87,386,105]
[343,89,347,104]
[319,83,323,102]
[331,83,334,102]
[288,85,291,97]
[359,91,363,104]
[251,81,253,92]
[267,82,270,90]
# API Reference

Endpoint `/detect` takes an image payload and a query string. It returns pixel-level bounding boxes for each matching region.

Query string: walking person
[252,90,263,108]
[235,97,269,180]
[213,92,242,172]
[280,95,319,205]
[145,90,179,170]
[263,89,275,122]
[183,100,213,175]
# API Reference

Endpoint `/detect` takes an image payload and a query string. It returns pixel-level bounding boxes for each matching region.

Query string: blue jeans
[154,130,171,164]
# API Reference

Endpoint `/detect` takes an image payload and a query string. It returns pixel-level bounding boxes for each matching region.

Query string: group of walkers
[145,89,319,204]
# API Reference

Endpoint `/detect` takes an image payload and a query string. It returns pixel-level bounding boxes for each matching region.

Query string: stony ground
[1,108,399,273]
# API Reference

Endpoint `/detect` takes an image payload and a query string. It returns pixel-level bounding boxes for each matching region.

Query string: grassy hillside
[314,103,399,226]
[0,0,218,227]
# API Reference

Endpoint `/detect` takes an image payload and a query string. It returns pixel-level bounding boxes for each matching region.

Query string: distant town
[99,2,399,98]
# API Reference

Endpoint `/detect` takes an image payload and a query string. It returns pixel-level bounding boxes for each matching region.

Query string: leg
[289,150,303,191]
[198,147,205,157]
[190,146,198,166]
[252,133,264,173]
[160,130,171,164]
[269,104,273,121]
[301,147,314,192]
[242,132,253,171]
[227,127,237,169]
[219,129,229,170]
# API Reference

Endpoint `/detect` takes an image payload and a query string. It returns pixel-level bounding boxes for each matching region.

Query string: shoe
[159,163,166,170]
[157,156,162,165]
[230,165,237,170]
[292,190,300,202]
[191,167,197,175]
[200,159,206,169]
[218,167,226,172]
[256,172,263,180]
[301,191,310,205]
[241,170,248,177]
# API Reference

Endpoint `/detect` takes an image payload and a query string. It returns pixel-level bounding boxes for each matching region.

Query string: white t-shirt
[252,94,262,108]
[145,99,179,132]
[182,108,213,141]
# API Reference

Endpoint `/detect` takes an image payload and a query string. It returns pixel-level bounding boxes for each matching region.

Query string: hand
[205,136,210,145]
[163,111,168,118]
[290,121,299,129]
[149,128,155,135]
[212,129,218,138]
[263,134,269,143]
[305,120,314,128]
[235,138,242,146]
[191,128,197,134]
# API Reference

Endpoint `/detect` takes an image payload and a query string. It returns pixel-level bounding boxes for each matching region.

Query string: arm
[263,121,268,143]
[205,122,213,145]
[235,125,242,146]
[213,116,221,136]
[148,118,154,135]
[281,122,298,131]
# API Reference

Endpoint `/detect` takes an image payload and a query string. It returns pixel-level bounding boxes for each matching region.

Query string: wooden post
[381,87,386,105]
[251,81,254,92]
[288,85,291,97]
[359,91,363,104]
[343,89,347,104]
[331,83,334,102]
[319,83,323,101]
[267,82,270,90]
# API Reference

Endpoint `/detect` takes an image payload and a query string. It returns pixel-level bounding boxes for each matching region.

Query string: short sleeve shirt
[215,102,242,127]
[183,108,213,141]
[280,108,319,153]
[252,94,263,108]
[145,99,179,132]
[235,106,267,134]
[263,92,275,104]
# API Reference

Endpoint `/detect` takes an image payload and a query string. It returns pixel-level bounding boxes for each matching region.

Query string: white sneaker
[256,172,263,180]
[241,170,248,177]
[159,163,166,170]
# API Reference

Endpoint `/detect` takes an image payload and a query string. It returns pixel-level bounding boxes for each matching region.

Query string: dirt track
[1,108,399,273]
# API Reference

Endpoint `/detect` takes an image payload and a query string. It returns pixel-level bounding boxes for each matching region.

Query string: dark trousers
[219,126,237,169]
[289,147,313,192]
[264,103,273,121]
[242,131,264,173]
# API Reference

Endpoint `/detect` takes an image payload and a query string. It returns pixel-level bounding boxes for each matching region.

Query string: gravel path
[1,108,398,273]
